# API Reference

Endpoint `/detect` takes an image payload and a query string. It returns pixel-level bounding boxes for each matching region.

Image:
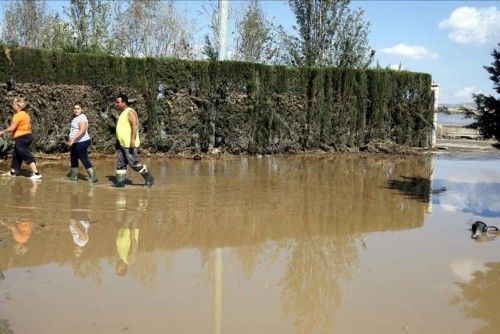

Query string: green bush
[0,45,434,153]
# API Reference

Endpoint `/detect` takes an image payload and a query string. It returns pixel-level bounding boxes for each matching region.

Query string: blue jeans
[70,139,92,169]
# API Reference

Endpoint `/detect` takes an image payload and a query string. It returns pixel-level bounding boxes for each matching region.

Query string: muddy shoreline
[1,138,498,166]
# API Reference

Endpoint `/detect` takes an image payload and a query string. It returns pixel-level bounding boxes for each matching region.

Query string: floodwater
[436,112,473,126]
[1,153,500,334]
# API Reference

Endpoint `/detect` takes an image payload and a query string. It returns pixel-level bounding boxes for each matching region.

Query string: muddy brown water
[0,153,499,334]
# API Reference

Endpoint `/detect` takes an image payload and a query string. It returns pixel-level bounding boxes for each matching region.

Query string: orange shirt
[11,111,32,139]
[14,221,33,244]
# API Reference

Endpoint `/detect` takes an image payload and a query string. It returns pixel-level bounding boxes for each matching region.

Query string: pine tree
[466,44,500,142]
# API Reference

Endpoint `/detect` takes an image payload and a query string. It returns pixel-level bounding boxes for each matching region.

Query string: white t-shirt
[69,114,91,142]
[69,220,90,247]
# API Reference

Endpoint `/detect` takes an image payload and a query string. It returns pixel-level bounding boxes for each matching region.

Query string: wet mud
[0,154,499,333]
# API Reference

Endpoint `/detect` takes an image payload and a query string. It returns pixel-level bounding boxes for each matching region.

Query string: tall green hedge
[0,45,434,153]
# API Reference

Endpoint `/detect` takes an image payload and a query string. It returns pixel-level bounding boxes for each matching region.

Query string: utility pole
[217,0,229,61]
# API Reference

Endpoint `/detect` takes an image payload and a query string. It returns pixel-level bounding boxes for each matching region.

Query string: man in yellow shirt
[114,94,154,187]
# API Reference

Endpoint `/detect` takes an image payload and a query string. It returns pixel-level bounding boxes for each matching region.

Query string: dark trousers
[11,134,35,170]
[70,139,92,169]
[116,143,145,173]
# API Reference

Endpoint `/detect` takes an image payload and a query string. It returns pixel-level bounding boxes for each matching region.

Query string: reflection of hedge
[0,45,434,153]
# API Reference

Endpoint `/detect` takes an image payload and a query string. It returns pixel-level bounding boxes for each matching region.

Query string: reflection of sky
[432,157,500,217]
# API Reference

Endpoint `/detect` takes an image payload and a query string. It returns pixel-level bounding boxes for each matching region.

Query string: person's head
[12,98,27,112]
[115,94,129,111]
[73,102,84,116]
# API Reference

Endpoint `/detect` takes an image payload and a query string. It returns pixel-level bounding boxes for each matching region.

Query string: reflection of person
[0,98,41,180]
[113,94,154,188]
[115,196,148,276]
[69,220,90,257]
[67,102,98,183]
[0,219,33,255]
[115,219,140,276]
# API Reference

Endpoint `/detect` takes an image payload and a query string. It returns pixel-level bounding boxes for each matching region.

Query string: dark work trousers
[70,139,92,169]
[116,142,145,173]
[11,134,36,170]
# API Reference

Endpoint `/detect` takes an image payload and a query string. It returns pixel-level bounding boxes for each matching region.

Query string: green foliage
[234,0,277,63]
[284,0,374,68]
[0,45,433,153]
[64,0,115,54]
[203,34,218,61]
[466,44,500,142]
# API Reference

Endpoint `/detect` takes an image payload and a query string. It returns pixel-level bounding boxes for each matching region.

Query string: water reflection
[432,157,500,218]
[69,186,92,257]
[386,176,431,202]
[280,236,361,333]
[452,261,500,333]
[115,198,146,277]
[0,219,33,255]
[0,155,438,333]
[433,181,500,217]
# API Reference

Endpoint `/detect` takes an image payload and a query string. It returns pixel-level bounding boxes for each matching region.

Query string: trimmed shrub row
[0,45,434,154]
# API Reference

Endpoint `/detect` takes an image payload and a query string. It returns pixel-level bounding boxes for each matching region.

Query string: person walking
[67,102,98,183]
[114,94,154,187]
[0,98,41,180]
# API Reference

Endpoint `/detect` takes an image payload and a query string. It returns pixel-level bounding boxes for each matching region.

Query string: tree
[234,0,277,63]
[113,0,195,58]
[283,0,374,68]
[40,13,75,51]
[65,0,113,53]
[201,1,221,61]
[1,0,48,48]
[202,34,218,61]
[465,44,500,142]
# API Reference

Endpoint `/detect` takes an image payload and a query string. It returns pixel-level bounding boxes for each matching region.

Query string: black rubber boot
[141,171,155,188]
[114,174,125,187]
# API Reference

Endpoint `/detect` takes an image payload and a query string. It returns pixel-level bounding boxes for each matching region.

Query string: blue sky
[1,0,499,104]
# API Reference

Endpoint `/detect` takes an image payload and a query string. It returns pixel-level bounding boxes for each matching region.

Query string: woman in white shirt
[67,102,98,182]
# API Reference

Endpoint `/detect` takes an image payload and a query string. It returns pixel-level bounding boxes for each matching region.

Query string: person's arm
[68,121,88,146]
[0,118,19,136]
[128,110,139,148]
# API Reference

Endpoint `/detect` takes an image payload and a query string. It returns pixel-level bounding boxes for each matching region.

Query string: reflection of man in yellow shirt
[115,223,140,276]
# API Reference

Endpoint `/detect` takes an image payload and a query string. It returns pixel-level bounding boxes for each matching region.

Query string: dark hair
[116,93,129,105]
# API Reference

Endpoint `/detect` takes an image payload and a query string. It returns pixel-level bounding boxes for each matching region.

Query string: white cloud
[453,86,481,98]
[450,257,487,282]
[439,6,500,45]
[380,43,439,60]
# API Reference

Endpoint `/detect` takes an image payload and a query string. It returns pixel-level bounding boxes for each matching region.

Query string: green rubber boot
[86,168,98,183]
[68,167,79,181]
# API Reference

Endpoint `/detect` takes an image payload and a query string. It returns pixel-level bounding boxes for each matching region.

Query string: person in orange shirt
[0,98,42,180]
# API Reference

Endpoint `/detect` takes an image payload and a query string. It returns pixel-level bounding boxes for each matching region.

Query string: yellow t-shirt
[116,108,140,148]
[12,111,32,139]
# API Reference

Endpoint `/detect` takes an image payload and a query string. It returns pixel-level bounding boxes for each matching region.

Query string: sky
[1,0,499,104]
